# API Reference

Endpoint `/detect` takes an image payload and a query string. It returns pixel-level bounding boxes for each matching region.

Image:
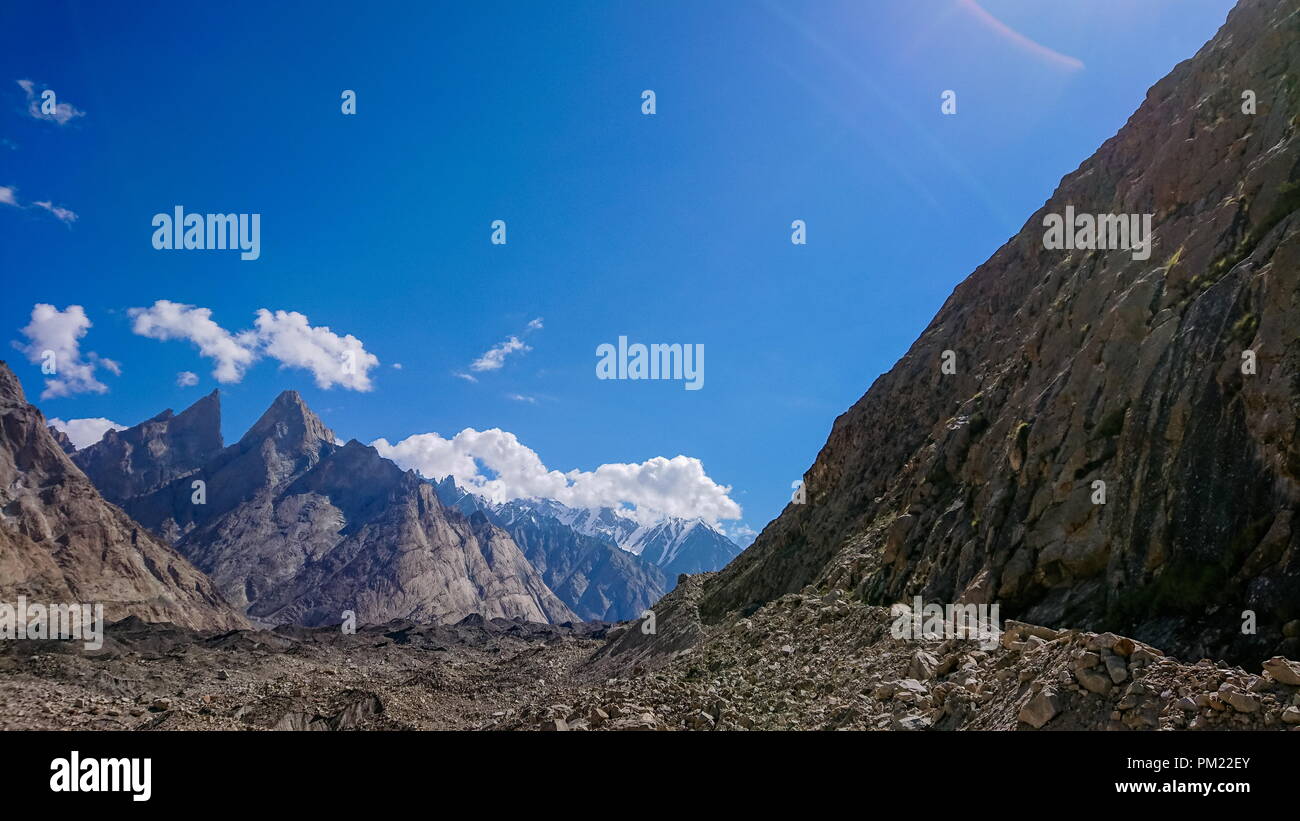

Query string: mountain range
[434,478,744,604]
[4,0,1294,666]
[0,361,245,631]
[29,384,741,628]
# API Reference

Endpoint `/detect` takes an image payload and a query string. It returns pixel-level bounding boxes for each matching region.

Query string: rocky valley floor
[3,577,1299,732]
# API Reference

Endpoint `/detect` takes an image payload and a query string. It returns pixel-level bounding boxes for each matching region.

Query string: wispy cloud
[17,79,86,125]
[176,370,199,387]
[467,317,544,374]
[506,393,537,404]
[0,185,77,224]
[470,335,530,372]
[31,200,77,223]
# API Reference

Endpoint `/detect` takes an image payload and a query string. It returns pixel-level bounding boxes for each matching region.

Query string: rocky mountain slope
[700,0,1300,666]
[112,392,575,627]
[540,579,1300,731]
[72,389,223,505]
[0,362,246,631]
[435,478,667,621]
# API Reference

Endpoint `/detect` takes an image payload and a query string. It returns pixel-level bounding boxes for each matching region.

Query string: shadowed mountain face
[72,389,223,505]
[113,391,576,627]
[623,518,744,579]
[701,0,1300,664]
[47,426,75,455]
[0,362,247,631]
[435,477,667,621]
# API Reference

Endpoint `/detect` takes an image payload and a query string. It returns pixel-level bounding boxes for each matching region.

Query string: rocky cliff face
[117,392,575,627]
[0,362,246,631]
[47,426,75,455]
[701,0,1300,665]
[73,389,223,505]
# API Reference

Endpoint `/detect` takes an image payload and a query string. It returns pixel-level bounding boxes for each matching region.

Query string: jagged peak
[173,387,222,442]
[239,389,336,449]
[179,387,221,416]
[0,360,27,404]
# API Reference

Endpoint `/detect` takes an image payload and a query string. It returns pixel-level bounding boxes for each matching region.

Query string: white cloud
[17,79,85,125]
[129,301,258,383]
[391,363,403,370]
[453,371,477,383]
[467,317,543,374]
[13,304,116,399]
[176,370,199,387]
[48,417,126,450]
[253,309,379,391]
[372,428,742,526]
[31,200,76,223]
[129,301,379,391]
[0,185,76,224]
[724,523,758,548]
[506,393,537,404]
[470,335,529,372]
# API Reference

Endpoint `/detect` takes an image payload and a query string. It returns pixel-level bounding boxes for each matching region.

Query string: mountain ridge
[699,0,1300,665]
[84,391,577,627]
[0,361,247,631]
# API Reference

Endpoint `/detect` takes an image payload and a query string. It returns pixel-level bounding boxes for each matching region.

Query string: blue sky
[0,0,1238,541]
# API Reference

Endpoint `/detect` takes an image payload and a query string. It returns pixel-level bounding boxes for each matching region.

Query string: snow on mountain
[621,517,745,578]
[432,477,744,583]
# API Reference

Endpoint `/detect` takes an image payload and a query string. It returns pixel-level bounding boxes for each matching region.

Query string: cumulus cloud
[372,427,742,526]
[13,304,117,399]
[176,370,199,387]
[129,301,258,383]
[18,79,85,125]
[48,417,126,450]
[0,186,16,206]
[254,309,379,391]
[128,300,379,391]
